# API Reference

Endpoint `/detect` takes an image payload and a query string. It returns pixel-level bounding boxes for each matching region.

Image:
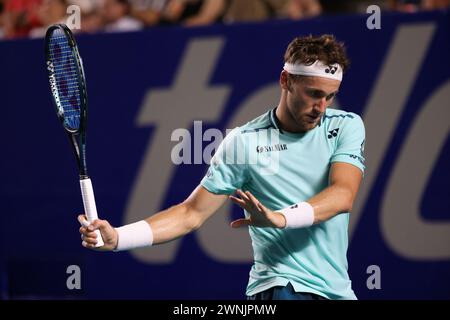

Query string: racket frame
[45,24,104,247]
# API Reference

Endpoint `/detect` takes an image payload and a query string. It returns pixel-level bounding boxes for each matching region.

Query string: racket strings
[48,29,82,131]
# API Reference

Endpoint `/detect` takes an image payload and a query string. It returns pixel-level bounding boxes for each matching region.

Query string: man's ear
[280,70,290,91]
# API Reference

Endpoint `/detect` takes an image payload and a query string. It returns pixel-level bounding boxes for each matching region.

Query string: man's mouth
[306,114,321,122]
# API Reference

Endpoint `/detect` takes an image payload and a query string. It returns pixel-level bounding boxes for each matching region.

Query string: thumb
[77,214,90,227]
[230,218,251,228]
[88,219,108,232]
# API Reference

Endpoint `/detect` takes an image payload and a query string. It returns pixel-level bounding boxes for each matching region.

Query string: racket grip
[80,178,105,247]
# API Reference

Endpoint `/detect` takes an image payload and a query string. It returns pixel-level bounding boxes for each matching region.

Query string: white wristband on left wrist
[278,202,315,229]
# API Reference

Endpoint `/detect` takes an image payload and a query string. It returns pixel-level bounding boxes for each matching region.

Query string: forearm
[110,186,226,251]
[307,184,354,224]
[144,202,201,245]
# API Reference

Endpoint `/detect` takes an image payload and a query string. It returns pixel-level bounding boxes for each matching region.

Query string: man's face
[282,72,341,131]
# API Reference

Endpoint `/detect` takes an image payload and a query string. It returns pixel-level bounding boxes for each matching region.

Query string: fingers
[229,195,246,207]
[231,190,265,213]
[230,218,250,228]
[83,235,98,245]
[77,215,107,232]
[233,190,254,208]
[79,225,98,244]
[236,189,250,201]
[77,215,112,249]
[79,227,98,239]
[245,191,263,211]
[229,190,276,229]
[81,231,98,247]
[82,239,98,248]
[256,201,270,214]
[78,214,90,227]
[90,219,108,231]
[79,218,99,248]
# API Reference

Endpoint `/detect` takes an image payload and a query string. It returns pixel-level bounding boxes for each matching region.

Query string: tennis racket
[45,24,104,247]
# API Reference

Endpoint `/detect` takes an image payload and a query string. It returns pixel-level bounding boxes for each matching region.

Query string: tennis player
[79,34,365,300]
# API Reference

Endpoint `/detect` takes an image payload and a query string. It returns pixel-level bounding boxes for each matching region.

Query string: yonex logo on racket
[48,61,62,114]
[47,60,54,72]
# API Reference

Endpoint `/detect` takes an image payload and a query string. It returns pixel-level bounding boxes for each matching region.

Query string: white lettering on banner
[350,24,436,240]
[66,5,81,30]
[366,5,381,30]
[66,265,81,290]
[125,38,230,263]
[381,81,450,259]
[366,265,381,289]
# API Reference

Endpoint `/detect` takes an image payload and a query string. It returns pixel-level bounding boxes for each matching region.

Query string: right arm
[79,185,228,251]
[145,185,228,244]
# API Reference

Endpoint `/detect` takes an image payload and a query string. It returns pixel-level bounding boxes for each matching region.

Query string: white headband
[283,60,343,81]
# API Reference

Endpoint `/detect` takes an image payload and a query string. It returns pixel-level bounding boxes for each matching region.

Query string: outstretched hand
[78,215,118,251]
[229,190,286,229]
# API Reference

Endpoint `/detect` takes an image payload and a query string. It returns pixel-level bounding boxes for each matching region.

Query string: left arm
[306,162,362,225]
[230,162,362,228]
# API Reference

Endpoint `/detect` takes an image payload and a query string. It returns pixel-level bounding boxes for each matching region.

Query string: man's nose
[314,97,327,113]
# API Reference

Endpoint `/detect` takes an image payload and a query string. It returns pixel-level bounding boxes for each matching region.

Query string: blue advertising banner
[0,9,449,299]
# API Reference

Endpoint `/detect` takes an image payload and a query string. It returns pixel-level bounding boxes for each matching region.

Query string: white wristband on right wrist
[278,202,315,229]
[114,220,153,251]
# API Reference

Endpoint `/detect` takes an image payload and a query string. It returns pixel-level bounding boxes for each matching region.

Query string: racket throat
[67,133,89,176]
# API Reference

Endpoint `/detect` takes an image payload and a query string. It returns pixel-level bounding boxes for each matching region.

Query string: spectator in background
[102,0,143,32]
[183,0,323,27]
[276,0,322,20]
[1,0,42,38]
[29,0,67,38]
[220,0,276,24]
[0,0,4,39]
[390,0,423,12]
[182,0,223,26]
[128,0,169,26]
[184,0,280,27]
[69,0,104,13]
[388,0,449,12]
[68,0,104,34]
[421,0,450,10]
[127,0,202,27]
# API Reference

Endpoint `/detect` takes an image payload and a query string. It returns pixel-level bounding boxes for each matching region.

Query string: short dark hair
[284,34,350,73]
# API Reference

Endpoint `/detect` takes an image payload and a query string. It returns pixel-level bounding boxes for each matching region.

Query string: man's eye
[308,90,323,99]
[326,93,337,101]
[306,89,338,100]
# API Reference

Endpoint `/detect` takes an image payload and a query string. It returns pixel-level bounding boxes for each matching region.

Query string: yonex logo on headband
[325,66,338,74]
[283,60,343,81]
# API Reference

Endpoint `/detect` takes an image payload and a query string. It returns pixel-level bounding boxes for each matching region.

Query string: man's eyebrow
[305,87,325,93]
[305,87,337,95]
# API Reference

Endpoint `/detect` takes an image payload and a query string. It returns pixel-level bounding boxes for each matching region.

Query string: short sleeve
[200,128,248,195]
[330,114,366,173]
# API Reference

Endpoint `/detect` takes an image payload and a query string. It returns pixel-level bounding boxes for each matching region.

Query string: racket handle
[80,178,105,247]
